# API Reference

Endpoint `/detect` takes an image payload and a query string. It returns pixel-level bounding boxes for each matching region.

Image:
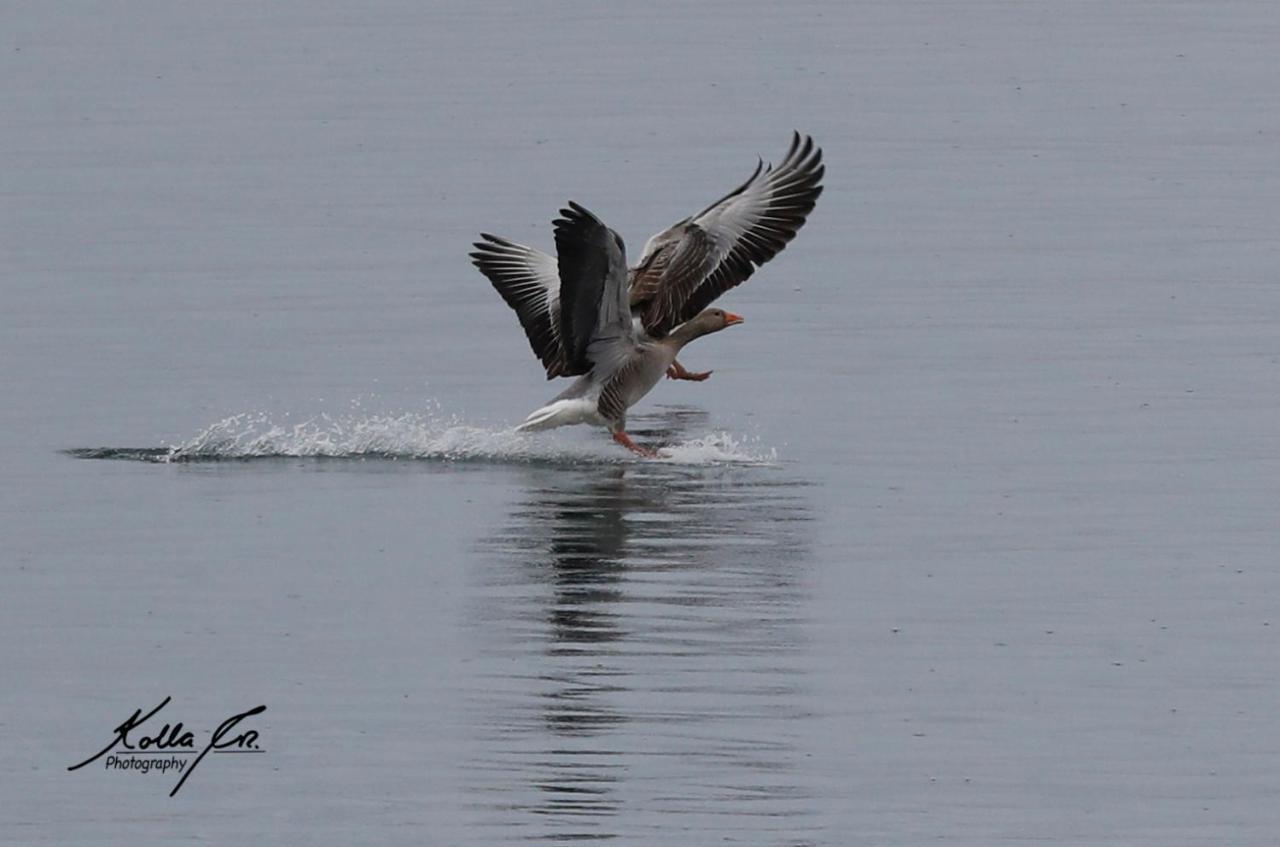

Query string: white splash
[654,431,777,465]
[163,408,773,466]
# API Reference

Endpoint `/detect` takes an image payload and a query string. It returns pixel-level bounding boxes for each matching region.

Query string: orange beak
[724,311,745,326]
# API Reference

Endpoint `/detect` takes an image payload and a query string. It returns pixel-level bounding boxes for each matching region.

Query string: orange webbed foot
[611,430,660,459]
[666,362,713,382]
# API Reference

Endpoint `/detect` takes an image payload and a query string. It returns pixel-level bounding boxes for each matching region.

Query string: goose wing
[631,132,824,336]
[470,234,571,378]
[554,203,654,426]
[552,201,635,377]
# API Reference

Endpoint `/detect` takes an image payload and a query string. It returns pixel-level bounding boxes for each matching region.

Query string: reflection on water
[466,412,816,843]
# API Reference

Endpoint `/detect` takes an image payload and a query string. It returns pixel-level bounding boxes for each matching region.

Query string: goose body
[470,133,820,455]
[516,316,733,435]
[501,203,742,455]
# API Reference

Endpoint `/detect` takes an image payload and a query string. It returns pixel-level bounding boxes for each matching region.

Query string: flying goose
[471,132,823,384]
[497,202,742,457]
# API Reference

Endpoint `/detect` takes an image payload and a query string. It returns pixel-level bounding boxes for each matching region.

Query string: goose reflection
[467,409,817,843]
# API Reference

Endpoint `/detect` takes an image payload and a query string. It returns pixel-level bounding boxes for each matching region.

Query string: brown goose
[471,132,823,383]
[497,202,742,457]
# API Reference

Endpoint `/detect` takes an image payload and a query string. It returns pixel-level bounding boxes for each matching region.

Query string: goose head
[692,307,745,334]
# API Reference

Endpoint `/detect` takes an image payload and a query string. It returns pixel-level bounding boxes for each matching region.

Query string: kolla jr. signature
[68,696,266,796]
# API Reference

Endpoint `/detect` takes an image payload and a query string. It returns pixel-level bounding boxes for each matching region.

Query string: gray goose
[498,202,742,457]
[471,132,823,383]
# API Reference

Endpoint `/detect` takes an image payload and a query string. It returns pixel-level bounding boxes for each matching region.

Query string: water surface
[4,2,1280,844]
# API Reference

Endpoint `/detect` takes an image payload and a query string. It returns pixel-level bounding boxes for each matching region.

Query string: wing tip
[780,132,822,175]
[472,232,524,258]
[556,200,604,230]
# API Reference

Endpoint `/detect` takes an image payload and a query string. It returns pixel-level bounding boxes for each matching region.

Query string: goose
[471,132,823,384]
[496,201,742,457]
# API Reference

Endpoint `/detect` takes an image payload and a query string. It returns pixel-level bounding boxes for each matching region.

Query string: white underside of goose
[515,396,605,432]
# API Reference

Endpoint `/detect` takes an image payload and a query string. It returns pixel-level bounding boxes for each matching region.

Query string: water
[5,2,1280,844]
[64,406,775,465]
[465,463,815,842]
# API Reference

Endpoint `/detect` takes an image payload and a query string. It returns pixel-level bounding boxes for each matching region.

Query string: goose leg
[666,359,713,381]
[611,430,659,458]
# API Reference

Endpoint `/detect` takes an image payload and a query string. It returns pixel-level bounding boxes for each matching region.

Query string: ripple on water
[464,464,820,843]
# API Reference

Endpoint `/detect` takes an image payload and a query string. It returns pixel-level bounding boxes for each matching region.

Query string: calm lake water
[4,2,1280,844]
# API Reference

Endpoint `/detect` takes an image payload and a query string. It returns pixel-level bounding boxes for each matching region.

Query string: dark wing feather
[469,234,571,378]
[647,226,719,331]
[553,201,626,374]
[626,237,677,310]
[637,132,824,335]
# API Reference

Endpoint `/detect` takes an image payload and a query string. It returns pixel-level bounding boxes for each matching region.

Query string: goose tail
[515,397,599,432]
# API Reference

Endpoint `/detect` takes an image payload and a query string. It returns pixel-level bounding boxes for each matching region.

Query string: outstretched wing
[552,201,632,376]
[470,234,573,379]
[631,132,824,336]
